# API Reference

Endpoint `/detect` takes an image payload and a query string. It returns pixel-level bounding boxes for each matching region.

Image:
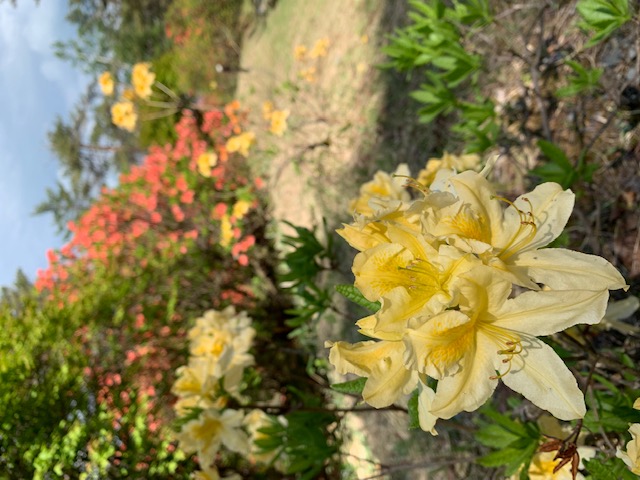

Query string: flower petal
[430,334,499,418]
[327,340,398,377]
[512,248,627,290]
[493,289,609,336]
[362,350,418,408]
[498,182,574,252]
[501,337,586,420]
[353,243,413,301]
[417,381,439,435]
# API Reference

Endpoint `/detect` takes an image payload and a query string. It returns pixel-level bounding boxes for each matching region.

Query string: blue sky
[0,0,89,288]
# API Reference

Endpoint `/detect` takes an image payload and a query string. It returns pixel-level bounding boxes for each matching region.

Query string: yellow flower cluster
[197,151,218,178]
[98,72,114,96]
[225,132,256,158]
[106,62,158,131]
[173,308,283,476]
[110,101,137,132]
[262,101,290,137]
[329,162,626,434]
[173,307,256,414]
[416,151,482,187]
[293,37,329,83]
[131,62,156,100]
[173,309,252,471]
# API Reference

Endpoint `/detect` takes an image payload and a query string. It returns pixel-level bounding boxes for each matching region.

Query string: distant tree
[34,0,175,235]
[34,84,143,234]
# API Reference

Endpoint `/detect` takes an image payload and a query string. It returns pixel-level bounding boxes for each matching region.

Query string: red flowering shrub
[32,102,278,477]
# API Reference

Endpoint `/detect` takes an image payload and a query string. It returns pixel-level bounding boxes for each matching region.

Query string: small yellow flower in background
[269,109,290,136]
[356,62,367,74]
[600,296,640,335]
[298,66,317,83]
[262,100,274,120]
[220,214,234,247]
[360,34,369,44]
[618,398,640,475]
[177,408,250,467]
[244,410,281,465]
[110,101,137,132]
[131,62,155,99]
[293,44,307,61]
[98,72,114,96]
[231,200,252,220]
[122,88,136,101]
[209,80,218,91]
[417,151,482,187]
[225,132,255,158]
[522,448,595,480]
[309,37,330,58]
[197,151,218,177]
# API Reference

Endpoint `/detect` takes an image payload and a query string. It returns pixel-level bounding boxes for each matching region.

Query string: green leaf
[584,456,638,480]
[330,377,367,395]
[537,140,573,169]
[407,389,420,429]
[476,424,521,449]
[335,284,380,312]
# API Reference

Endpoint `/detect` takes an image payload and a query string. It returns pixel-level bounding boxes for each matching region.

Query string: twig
[529,6,553,141]
[580,107,618,160]
[360,455,476,480]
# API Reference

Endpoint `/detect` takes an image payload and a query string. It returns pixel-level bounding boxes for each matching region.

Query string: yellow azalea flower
[516,447,595,480]
[353,241,476,337]
[172,357,229,414]
[269,109,290,136]
[244,410,281,465]
[293,44,307,61]
[98,71,114,96]
[349,164,411,217]
[197,152,218,177]
[417,151,482,187]
[309,37,330,58]
[231,200,251,220]
[122,88,136,101]
[298,66,316,83]
[110,101,137,131]
[337,196,421,253]
[618,423,640,475]
[189,307,255,378]
[262,100,274,120]
[225,132,255,158]
[177,408,250,467]
[327,338,418,408]
[403,267,608,425]
[424,170,627,290]
[131,62,155,99]
[220,214,233,247]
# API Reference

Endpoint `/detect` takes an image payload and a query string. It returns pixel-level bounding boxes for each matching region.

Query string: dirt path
[236,0,391,232]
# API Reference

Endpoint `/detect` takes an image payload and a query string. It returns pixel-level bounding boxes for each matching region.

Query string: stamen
[397,258,442,293]
[482,324,523,380]
[392,174,430,195]
[491,195,538,260]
